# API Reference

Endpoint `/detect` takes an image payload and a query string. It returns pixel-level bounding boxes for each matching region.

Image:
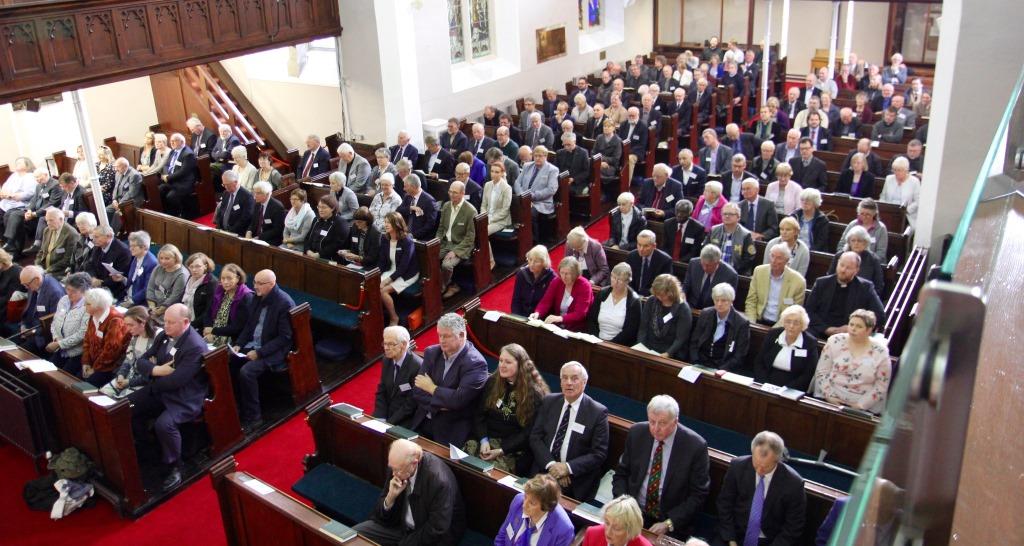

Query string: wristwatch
[664,519,674,532]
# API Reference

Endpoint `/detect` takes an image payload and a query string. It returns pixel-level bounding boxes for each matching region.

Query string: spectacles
[722,212,739,217]
[382,341,403,348]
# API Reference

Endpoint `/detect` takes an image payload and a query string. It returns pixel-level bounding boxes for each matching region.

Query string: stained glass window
[449,0,493,64]
[469,0,492,59]
[579,0,602,32]
[448,0,465,64]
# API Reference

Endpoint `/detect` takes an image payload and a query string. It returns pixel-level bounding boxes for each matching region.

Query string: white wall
[0,76,158,168]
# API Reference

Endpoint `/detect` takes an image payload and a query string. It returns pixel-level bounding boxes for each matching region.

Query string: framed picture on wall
[536,25,567,64]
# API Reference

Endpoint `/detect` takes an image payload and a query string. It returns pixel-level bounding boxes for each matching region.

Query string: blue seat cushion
[293,463,378,525]
[281,287,360,330]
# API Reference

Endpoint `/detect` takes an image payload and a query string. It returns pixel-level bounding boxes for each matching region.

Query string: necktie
[744,202,755,230]
[722,234,734,264]
[223,192,234,225]
[700,275,712,306]
[301,152,314,178]
[645,440,665,517]
[531,129,538,147]
[652,188,662,209]
[167,150,179,174]
[550,404,572,461]
[743,476,766,546]
[527,166,541,189]
[640,257,650,288]
[515,523,536,546]
[811,128,818,149]
[255,204,265,236]
[673,228,682,260]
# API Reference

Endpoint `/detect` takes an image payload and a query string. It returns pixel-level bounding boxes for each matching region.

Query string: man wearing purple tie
[714,431,806,546]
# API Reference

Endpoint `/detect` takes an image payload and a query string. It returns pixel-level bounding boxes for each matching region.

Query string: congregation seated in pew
[682,245,739,310]
[373,325,421,428]
[98,305,161,399]
[328,171,360,221]
[626,230,671,297]
[745,243,807,327]
[80,286,130,388]
[280,187,315,251]
[636,274,691,360]
[829,226,885,296]
[703,202,756,275]
[398,173,439,241]
[304,194,350,260]
[836,152,876,198]
[804,251,885,339]
[511,245,555,317]
[340,207,381,270]
[146,244,187,324]
[565,226,610,287]
[752,305,819,391]
[692,181,727,233]
[245,181,286,246]
[530,256,594,333]
[762,216,810,277]
[587,262,642,346]
[604,192,647,252]
[790,188,830,253]
[437,181,477,300]
[738,178,779,242]
[813,309,891,414]
[636,163,683,220]
[689,283,750,372]
[196,262,252,348]
[46,272,91,374]
[495,474,574,546]
[764,163,802,217]
[377,212,419,327]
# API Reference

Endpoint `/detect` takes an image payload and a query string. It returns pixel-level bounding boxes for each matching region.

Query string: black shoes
[161,467,182,491]
[242,418,264,434]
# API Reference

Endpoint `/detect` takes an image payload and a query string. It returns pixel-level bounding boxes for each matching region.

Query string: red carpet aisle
[0,217,609,545]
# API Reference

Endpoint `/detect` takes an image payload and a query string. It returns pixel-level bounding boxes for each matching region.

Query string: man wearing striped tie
[612,395,710,538]
[715,431,807,545]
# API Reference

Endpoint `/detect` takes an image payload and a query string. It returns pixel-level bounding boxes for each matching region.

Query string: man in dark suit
[639,94,663,136]
[467,123,497,160]
[232,270,296,430]
[297,135,332,179]
[530,361,609,502]
[722,124,759,160]
[373,326,421,428]
[619,107,649,181]
[355,439,466,546]
[86,225,132,301]
[773,129,801,164]
[722,154,757,203]
[682,245,739,310]
[604,194,647,251]
[637,164,683,219]
[840,138,885,177]
[418,136,457,181]
[440,118,470,157]
[716,431,807,546]
[665,88,692,127]
[661,200,705,262]
[698,129,734,176]
[672,149,707,199]
[584,103,609,139]
[411,313,488,447]
[690,78,713,124]
[800,73,822,106]
[805,251,886,338]
[556,133,592,195]
[800,111,832,151]
[389,131,420,165]
[186,117,217,156]
[788,138,828,190]
[397,174,438,241]
[574,76,597,106]
[751,142,779,183]
[129,304,209,490]
[613,395,710,537]
[160,133,198,218]
[3,169,61,257]
[213,170,254,237]
[247,181,286,246]
[738,179,779,241]
[779,87,805,122]
[626,230,672,297]
[108,158,144,233]
[522,112,556,150]
[209,124,241,191]
[689,284,751,372]
[831,108,862,139]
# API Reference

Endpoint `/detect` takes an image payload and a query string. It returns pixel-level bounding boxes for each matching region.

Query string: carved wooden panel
[0,0,342,103]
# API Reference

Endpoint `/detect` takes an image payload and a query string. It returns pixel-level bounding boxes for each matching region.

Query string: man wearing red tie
[298,135,331,179]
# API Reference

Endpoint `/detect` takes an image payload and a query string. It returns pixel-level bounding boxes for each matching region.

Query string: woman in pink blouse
[530,256,593,332]
[813,309,891,414]
[691,181,727,232]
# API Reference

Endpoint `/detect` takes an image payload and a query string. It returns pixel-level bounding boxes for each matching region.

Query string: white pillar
[780,0,790,60]
[371,0,425,148]
[842,0,855,63]
[761,0,773,104]
[67,89,109,228]
[827,1,840,78]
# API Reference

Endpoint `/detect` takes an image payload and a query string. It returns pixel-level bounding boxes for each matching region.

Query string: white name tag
[313,163,319,168]
[95,330,104,339]
[351,236,359,243]
[399,383,411,392]
[264,218,272,224]
[56,248,65,254]
[169,347,177,356]
[86,241,94,248]
[175,161,183,166]
[41,193,49,198]
[688,173,696,180]
[319,229,328,236]
[760,172,767,179]
[457,222,465,226]
[662,312,673,323]
[684,237,695,244]
[783,297,794,304]
[570,422,586,434]
[200,143,207,148]
[232,204,240,211]
[728,341,735,353]
[665,195,675,203]
[36,305,45,312]
[794,349,808,357]
[820,139,828,144]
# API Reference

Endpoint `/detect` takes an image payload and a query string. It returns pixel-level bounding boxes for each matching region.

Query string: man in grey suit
[514,145,560,244]
[337,142,372,194]
[108,158,143,233]
[523,112,555,150]
[682,245,739,310]
[737,178,779,241]
[698,129,733,176]
[613,395,709,537]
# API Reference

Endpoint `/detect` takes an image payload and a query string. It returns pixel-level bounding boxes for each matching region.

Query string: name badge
[264,218,272,224]
[684,237,695,244]
[41,193,49,198]
[86,241,94,248]
[820,139,828,144]
[95,330,104,339]
[232,204,240,211]
[794,349,808,357]
[313,163,319,168]
[688,173,696,180]
[398,383,411,392]
[319,229,328,236]
[200,143,207,148]
[351,236,359,243]
[169,347,177,356]
[56,248,65,254]
[457,222,465,226]
[496,398,503,408]
[175,161,183,166]
[36,305,45,312]
[783,297,794,304]
[869,236,876,243]
[506,524,515,540]
[662,312,673,323]
[760,172,767,179]
[570,422,586,434]
[665,195,675,203]
[728,341,735,353]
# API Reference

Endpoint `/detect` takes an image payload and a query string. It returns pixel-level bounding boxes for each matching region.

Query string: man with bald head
[355,438,466,546]
[389,130,419,165]
[108,157,143,233]
[232,269,296,431]
[804,251,885,338]
[129,303,208,490]
[436,180,477,299]
[18,264,63,351]
[160,132,198,217]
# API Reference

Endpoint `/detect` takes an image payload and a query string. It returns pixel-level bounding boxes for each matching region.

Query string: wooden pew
[283,303,324,407]
[463,301,876,468]
[303,393,843,545]
[568,150,603,221]
[139,209,385,360]
[210,456,379,546]
[491,191,534,266]
[195,155,218,216]
[820,192,907,233]
[413,238,443,324]
[0,345,242,516]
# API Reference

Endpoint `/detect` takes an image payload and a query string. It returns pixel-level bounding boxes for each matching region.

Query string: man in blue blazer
[18,265,63,353]
[397,174,438,241]
[411,313,488,447]
[129,304,209,490]
[682,245,739,309]
[232,270,296,430]
[388,131,420,165]
[297,135,332,179]
[213,171,254,237]
[529,361,609,502]
[494,475,574,546]
[626,230,672,297]
[440,118,470,157]
[418,136,457,181]
[86,225,132,301]
[613,395,710,537]
[637,164,684,219]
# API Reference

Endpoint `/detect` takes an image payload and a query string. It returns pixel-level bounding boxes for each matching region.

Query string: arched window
[448,0,494,65]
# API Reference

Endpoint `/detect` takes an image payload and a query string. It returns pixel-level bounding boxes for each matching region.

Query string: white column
[915,0,1024,257]
[371,0,425,148]
[780,0,790,60]
[67,89,109,228]
[842,0,855,63]
[827,1,840,78]
[761,0,773,104]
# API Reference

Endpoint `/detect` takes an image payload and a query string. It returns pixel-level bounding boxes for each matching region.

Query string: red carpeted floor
[0,217,609,545]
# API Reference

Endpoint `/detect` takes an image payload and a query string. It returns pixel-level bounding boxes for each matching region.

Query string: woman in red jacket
[530,256,593,332]
[582,495,652,546]
[81,287,131,388]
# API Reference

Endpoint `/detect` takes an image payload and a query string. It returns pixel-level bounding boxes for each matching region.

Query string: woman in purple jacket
[201,263,253,347]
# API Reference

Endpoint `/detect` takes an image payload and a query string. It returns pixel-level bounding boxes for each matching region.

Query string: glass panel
[448,0,465,64]
[588,0,602,28]
[469,0,492,59]
[657,0,682,45]
[900,3,941,64]
[721,0,749,46]
[682,0,723,45]
[579,0,585,30]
